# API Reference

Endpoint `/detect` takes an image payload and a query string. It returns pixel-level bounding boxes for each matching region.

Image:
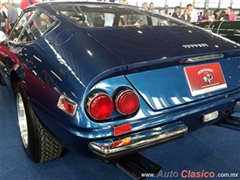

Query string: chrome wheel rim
[16,93,28,148]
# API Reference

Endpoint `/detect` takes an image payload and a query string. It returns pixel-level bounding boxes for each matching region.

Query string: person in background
[142,2,148,9]
[204,13,209,21]
[198,12,204,21]
[212,9,219,21]
[122,0,128,4]
[44,15,56,27]
[149,2,158,26]
[211,9,226,21]
[139,2,149,25]
[8,0,14,5]
[226,6,236,21]
[181,8,190,22]
[172,6,180,19]
[21,0,40,10]
[187,4,198,22]
[168,12,172,16]
[149,2,155,11]
[4,2,18,32]
[0,2,8,33]
[220,10,227,20]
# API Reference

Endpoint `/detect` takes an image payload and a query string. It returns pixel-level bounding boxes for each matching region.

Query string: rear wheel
[16,81,63,163]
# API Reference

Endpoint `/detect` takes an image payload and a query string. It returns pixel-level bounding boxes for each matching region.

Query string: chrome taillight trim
[57,94,78,117]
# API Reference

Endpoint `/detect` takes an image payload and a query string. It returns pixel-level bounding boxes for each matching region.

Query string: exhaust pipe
[115,153,161,180]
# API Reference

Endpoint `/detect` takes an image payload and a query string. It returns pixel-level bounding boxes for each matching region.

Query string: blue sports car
[0,1,240,179]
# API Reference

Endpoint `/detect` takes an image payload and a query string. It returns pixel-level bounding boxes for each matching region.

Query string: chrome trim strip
[89,121,188,156]
[186,54,224,63]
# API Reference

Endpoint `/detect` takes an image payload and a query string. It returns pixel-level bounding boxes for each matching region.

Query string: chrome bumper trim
[89,121,188,159]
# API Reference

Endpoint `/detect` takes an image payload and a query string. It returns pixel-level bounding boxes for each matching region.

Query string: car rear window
[52,4,185,28]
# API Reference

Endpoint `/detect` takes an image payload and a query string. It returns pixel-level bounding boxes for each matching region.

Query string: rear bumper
[89,121,187,159]
[31,88,240,157]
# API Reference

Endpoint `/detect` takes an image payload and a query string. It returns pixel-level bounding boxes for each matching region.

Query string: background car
[0,1,240,179]
[193,20,240,43]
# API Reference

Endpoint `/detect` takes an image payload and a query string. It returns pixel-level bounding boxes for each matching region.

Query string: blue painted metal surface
[0,1,239,157]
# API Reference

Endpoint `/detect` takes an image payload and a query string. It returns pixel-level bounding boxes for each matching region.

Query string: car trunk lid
[87,26,240,110]
[86,26,239,64]
[125,58,240,110]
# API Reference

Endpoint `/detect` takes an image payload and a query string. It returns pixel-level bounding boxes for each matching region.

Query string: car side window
[9,10,56,44]
[9,11,36,43]
[22,12,56,44]
[19,23,37,43]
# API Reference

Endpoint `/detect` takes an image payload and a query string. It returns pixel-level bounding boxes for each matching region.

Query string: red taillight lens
[57,95,78,116]
[62,99,75,114]
[87,93,114,120]
[115,90,139,115]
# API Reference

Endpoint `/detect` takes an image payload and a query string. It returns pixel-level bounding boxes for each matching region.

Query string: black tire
[16,81,63,163]
[0,73,6,86]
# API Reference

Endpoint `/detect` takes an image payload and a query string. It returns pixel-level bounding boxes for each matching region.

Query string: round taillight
[115,90,140,115]
[87,93,114,120]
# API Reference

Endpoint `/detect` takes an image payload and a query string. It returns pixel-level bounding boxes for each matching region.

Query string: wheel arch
[10,70,21,96]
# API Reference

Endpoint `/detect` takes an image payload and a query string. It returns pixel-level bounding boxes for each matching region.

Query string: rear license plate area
[184,62,227,96]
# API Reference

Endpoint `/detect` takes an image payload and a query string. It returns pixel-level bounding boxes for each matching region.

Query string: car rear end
[82,26,240,160]
[45,2,240,160]
[86,51,240,159]
[20,2,240,178]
